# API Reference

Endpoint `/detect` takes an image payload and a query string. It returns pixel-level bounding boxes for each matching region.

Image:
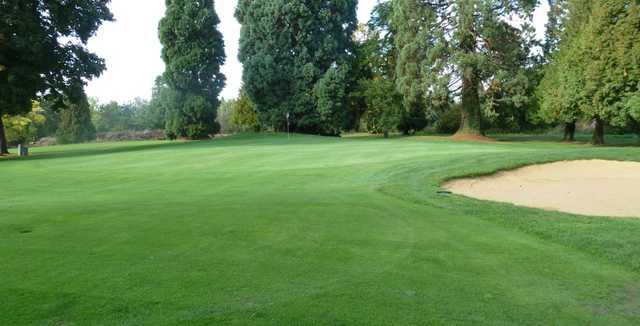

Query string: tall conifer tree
[159,0,226,139]
[56,93,96,144]
[538,0,639,144]
[393,0,537,136]
[236,0,357,135]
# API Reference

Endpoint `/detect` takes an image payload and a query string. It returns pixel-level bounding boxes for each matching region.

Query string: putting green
[2,134,640,325]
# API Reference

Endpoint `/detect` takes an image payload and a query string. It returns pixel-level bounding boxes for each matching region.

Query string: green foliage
[217,91,259,135]
[146,76,171,130]
[397,105,429,135]
[436,104,462,134]
[0,0,112,153]
[2,102,46,145]
[366,1,397,78]
[484,68,544,132]
[216,99,237,134]
[164,92,220,139]
[361,78,403,136]
[538,0,640,143]
[159,0,225,139]
[92,98,163,133]
[232,90,259,132]
[392,0,538,135]
[37,100,61,139]
[543,0,568,60]
[56,95,96,144]
[236,0,357,135]
[314,66,350,136]
[92,101,133,133]
[349,1,411,135]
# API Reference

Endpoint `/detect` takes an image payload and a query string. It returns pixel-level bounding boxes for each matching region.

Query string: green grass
[2,133,640,325]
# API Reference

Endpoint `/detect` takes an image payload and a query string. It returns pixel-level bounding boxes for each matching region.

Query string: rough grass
[2,133,640,325]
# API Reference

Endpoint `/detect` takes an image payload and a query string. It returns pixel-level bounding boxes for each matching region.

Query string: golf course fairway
[2,133,640,325]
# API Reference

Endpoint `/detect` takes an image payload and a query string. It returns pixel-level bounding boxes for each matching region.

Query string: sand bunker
[444,160,640,218]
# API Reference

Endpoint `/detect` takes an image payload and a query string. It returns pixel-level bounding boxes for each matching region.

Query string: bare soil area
[444,160,640,218]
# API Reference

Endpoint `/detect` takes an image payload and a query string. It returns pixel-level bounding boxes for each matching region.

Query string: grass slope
[2,134,640,325]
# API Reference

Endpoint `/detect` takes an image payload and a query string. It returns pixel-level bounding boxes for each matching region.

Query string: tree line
[2,0,639,154]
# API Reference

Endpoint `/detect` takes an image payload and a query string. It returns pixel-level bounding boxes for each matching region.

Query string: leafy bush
[436,104,461,134]
[232,90,260,132]
[397,105,428,135]
[2,102,46,145]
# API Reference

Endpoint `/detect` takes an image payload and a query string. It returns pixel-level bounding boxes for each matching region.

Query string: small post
[18,144,29,157]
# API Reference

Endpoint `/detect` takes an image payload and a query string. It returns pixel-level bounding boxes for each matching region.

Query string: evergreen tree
[159,0,226,139]
[362,78,403,137]
[350,1,411,136]
[0,0,112,154]
[314,66,350,135]
[581,0,640,144]
[392,0,537,136]
[543,0,568,61]
[236,0,357,135]
[538,0,639,144]
[146,76,171,130]
[232,89,260,132]
[56,94,97,144]
[539,0,583,140]
[347,3,395,133]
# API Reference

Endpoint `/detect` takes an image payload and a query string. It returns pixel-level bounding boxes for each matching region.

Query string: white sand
[443,160,640,218]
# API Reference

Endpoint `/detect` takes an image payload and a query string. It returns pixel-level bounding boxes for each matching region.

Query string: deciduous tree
[0,0,112,154]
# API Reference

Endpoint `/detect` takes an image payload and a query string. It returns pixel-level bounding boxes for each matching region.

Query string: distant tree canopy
[0,0,113,153]
[2,0,638,147]
[236,0,357,135]
[159,0,226,140]
[92,98,165,133]
[538,0,640,144]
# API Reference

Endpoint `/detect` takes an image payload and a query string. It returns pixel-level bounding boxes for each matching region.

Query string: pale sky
[86,1,549,104]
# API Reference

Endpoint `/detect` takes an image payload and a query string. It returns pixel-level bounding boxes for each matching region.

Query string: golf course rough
[2,134,640,325]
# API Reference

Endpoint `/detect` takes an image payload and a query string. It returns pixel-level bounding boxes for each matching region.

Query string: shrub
[2,102,46,145]
[436,104,462,134]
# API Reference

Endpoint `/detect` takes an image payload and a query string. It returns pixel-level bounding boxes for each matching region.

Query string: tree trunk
[563,121,576,141]
[457,74,483,135]
[592,118,605,145]
[455,1,482,136]
[0,116,9,155]
[354,110,362,133]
